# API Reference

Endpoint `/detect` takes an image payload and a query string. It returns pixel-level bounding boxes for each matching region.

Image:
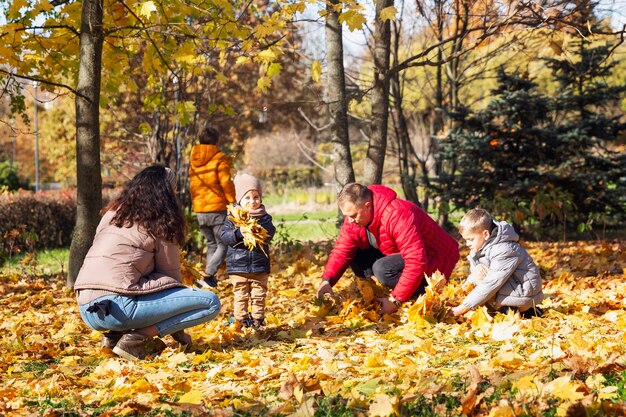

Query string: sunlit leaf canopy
[0,0,308,103]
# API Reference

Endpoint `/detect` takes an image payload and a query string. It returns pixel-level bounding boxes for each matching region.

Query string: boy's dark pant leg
[350,247,385,279]
[498,305,544,318]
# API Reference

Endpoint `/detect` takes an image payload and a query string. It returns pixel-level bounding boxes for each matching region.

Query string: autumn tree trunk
[389,21,420,205]
[325,0,354,191]
[68,0,104,287]
[363,0,393,185]
[433,0,445,137]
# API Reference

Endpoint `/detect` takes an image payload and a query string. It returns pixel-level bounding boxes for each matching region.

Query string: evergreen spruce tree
[544,0,626,226]
[441,68,559,227]
[442,0,625,233]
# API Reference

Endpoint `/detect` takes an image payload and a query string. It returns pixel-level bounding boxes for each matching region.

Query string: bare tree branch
[0,68,82,97]
[297,107,331,131]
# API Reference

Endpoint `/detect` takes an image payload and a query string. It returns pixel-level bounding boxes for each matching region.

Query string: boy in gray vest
[451,208,544,318]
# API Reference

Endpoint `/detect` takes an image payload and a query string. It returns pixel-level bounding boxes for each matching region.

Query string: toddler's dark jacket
[220,212,275,274]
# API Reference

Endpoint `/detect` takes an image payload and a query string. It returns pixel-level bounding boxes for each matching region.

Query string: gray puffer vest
[462,221,543,311]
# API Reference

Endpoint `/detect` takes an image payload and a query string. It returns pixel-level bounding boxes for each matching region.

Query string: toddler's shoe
[237,312,254,328]
[195,273,218,289]
[252,317,266,328]
[521,306,544,318]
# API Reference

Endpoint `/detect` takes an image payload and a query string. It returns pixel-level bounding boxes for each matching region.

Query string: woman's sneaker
[170,330,192,347]
[101,331,125,349]
[521,306,544,318]
[113,333,165,361]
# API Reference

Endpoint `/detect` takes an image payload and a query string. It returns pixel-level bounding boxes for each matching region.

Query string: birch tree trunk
[68,0,104,287]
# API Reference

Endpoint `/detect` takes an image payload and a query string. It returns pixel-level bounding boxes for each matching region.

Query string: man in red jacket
[317,183,460,314]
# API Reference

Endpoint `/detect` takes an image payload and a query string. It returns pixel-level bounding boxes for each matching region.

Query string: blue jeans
[79,287,221,336]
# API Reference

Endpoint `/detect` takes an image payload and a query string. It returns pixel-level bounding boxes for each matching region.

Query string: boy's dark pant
[498,305,544,318]
[350,247,427,298]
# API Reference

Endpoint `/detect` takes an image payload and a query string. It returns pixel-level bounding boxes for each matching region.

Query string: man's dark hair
[338,183,373,206]
[198,125,219,145]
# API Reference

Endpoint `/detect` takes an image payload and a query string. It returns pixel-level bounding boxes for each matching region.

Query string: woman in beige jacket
[74,165,221,360]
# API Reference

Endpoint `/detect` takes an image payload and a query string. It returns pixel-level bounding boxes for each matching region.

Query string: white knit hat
[234,173,262,204]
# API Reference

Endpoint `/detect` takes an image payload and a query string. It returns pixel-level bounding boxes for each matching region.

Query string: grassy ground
[1,247,69,277]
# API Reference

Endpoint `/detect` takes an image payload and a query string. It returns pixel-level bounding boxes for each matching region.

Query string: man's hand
[378,297,399,315]
[316,280,334,299]
[451,304,470,317]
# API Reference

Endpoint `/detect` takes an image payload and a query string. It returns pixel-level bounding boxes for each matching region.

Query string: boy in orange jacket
[189,125,236,288]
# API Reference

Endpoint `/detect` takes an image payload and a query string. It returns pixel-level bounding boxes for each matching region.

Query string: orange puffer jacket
[189,144,236,212]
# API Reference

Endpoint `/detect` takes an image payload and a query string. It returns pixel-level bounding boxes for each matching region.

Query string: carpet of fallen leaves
[1,239,626,417]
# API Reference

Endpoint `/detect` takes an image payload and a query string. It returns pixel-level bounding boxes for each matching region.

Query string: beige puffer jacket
[74,211,184,297]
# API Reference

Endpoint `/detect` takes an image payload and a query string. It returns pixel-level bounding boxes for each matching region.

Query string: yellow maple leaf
[355,279,375,304]
[339,10,367,32]
[491,352,526,370]
[512,373,538,398]
[491,320,519,341]
[7,0,29,19]
[254,22,279,39]
[257,49,278,62]
[257,76,272,92]
[311,60,322,83]
[267,62,282,78]
[139,1,157,18]
[407,272,449,324]
[488,406,516,417]
[235,56,251,66]
[227,205,270,254]
[178,389,204,404]
[546,376,585,401]
[279,289,300,297]
[364,354,385,368]
[179,250,202,286]
[369,394,398,417]
[468,306,492,329]
[379,6,397,21]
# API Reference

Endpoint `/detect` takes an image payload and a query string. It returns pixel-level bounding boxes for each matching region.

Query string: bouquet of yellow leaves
[228,204,270,256]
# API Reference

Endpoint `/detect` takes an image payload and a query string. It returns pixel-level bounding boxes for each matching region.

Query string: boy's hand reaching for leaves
[451,304,469,317]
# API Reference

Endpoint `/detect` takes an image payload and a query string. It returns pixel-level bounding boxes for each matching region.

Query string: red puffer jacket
[322,185,460,302]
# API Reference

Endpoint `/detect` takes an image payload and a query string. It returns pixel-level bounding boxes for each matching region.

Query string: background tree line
[0,0,624,284]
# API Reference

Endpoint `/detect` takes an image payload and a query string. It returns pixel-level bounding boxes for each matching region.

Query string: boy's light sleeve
[462,246,521,310]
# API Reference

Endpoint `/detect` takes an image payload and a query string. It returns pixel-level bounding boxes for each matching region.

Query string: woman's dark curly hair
[104,165,186,244]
